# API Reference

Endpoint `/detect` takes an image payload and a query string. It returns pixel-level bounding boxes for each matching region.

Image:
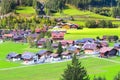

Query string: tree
[46,39,53,52]
[33,0,37,9]
[1,0,11,14]
[27,35,35,48]
[85,20,97,28]
[114,72,120,80]
[57,42,63,57]
[61,54,89,80]
[94,76,106,80]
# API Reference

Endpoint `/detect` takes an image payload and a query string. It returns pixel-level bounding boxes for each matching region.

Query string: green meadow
[54,5,119,27]
[0,28,120,80]
[65,28,120,40]
[15,6,36,14]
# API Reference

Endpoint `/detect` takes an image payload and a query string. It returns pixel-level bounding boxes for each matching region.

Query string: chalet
[62,24,70,29]
[22,52,35,61]
[51,32,64,40]
[114,43,120,49]
[35,28,41,33]
[6,52,21,61]
[50,53,61,61]
[99,47,112,57]
[13,35,23,42]
[51,30,67,34]
[100,41,109,47]
[75,38,95,45]
[3,34,13,38]
[59,40,74,48]
[62,52,72,59]
[37,50,47,57]
[70,24,78,29]
[37,38,47,48]
[82,43,98,54]
[52,43,59,48]
[67,46,80,55]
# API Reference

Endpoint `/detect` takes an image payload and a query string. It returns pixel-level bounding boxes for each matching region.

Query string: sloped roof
[22,52,35,59]
[82,43,97,50]
[100,47,113,53]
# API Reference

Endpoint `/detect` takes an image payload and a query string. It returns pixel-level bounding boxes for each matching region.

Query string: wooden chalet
[51,32,64,40]
[82,43,98,54]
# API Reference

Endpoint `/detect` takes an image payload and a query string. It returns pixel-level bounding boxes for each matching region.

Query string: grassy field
[65,28,120,40]
[0,41,120,80]
[15,6,36,14]
[0,28,120,80]
[54,5,120,27]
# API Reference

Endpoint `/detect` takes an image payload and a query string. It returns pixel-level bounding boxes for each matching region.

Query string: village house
[59,40,74,48]
[67,46,80,55]
[61,52,72,59]
[99,47,113,57]
[7,52,21,61]
[51,32,65,40]
[82,43,98,54]
[21,52,35,64]
[37,38,47,48]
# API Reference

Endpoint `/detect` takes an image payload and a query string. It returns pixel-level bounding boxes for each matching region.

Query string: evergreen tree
[94,76,106,80]
[57,42,63,57]
[61,54,89,80]
[114,72,120,80]
[46,39,53,52]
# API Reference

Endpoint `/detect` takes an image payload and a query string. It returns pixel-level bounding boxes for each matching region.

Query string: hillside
[54,5,120,27]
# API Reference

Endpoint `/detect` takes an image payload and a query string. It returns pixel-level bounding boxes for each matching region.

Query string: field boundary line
[0,56,90,71]
[91,56,120,64]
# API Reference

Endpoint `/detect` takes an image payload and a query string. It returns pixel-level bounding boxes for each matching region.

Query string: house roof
[7,52,18,58]
[114,43,120,48]
[22,52,35,59]
[35,28,41,33]
[51,32,64,38]
[60,40,73,44]
[50,53,59,58]
[82,43,97,50]
[75,38,94,44]
[52,43,58,47]
[3,34,13,37]
[62,52,71,56]
[100,47,113,53]
[67,46,77,51]
[37,50,47,55]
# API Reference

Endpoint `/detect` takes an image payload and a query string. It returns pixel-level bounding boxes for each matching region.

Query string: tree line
[85,20,118,28]
[1,0,120,17]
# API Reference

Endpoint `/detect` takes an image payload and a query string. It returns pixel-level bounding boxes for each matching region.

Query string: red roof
[100,47,112,53]
[60,40,73,45]
[35,28,41,33]
[52,32,64,39]
[3,34,13,37]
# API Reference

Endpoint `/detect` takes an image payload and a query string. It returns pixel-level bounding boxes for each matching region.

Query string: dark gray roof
[37,50,47,55]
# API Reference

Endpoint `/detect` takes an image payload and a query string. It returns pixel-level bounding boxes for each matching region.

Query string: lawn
[15,6,36,14]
